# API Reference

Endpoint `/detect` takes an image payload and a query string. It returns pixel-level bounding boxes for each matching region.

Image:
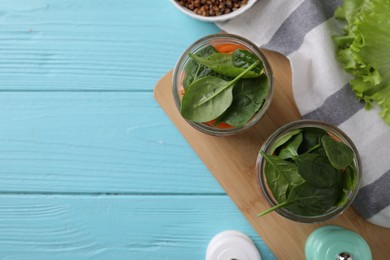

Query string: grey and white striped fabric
[217,0,390,228]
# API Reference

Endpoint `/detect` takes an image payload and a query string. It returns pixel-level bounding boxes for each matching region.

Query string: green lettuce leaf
[334,0,390,124]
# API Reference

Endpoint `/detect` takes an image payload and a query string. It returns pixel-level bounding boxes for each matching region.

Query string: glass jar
[172,33,274,136]
[256,120,362,223]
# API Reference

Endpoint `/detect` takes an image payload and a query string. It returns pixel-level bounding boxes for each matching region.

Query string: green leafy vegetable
[258,182,339,217]
[337,164,358,206]
[271,129,302,154]
[180,61,259,122]
[216,75,269,127]
[232,49,263,73]
[180,45,269,128]
[321,135,354,169]
[299,127,327,153]
[343,164,357,191]
[294,153,340,188]
[183,45,218,89]
[334,0,390,124]
[284,183,340,216]
[260,151,305,202]
[257,127,357,217]
[188,51,263,78]
[181,76,234,122]
[278,132,303,159]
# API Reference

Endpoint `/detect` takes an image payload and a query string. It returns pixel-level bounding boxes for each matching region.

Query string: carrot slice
[214,43,246,54]
[203,119,232,129]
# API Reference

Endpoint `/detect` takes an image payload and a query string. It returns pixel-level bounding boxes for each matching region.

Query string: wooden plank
[0,0,219,91]
[0,92,222,193]
[153,49,390,259]
[0,194,275,260]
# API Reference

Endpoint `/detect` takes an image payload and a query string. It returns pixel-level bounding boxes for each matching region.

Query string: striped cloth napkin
[217,0,390,228]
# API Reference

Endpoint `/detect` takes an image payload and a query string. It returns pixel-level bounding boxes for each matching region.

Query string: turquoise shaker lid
[305,225,372,260]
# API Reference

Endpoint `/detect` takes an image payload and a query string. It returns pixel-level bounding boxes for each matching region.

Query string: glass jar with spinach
[256,120,362,223]
[172,33,274,136]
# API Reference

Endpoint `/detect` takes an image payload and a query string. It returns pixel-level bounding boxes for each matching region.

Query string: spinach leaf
[195,45,217,57]
[232,49,263,73]
[343,164,357,191]
[183,45,218,89]
[180,76,234,123]
[285,182,340,216]
[321,135,354,169]
[299,127,328,153]
[215,75,269,127]
[294,153,341,188]
[256,200,290,217]
[278,132,303,159]
[258,127,357,218]
[188,52,263,78]
[257,182,340,217]
[336,164,357,206]
[260,151,305,202]
[314,145,328,157]
[180,61,259,122]
[271,129,302,154]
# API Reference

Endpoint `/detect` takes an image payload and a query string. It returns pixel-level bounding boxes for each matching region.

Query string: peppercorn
[176,0,249,17]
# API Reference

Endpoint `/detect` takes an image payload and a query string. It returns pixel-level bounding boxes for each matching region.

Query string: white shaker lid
[206,230,261,260]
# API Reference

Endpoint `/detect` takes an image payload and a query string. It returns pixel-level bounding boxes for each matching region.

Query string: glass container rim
[172,33,274,136]
[256,119,362,223]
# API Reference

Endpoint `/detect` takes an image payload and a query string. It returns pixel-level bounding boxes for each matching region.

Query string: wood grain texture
[0,92,225,194]
[0,0,271,258]
[0,195,275,260]
[0,0,219,91]
[154,50,390,259]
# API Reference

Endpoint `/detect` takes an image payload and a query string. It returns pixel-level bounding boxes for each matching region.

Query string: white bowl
[170,0,258,22]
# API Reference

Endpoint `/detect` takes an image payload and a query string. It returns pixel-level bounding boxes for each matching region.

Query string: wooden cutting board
[153,49,390,259]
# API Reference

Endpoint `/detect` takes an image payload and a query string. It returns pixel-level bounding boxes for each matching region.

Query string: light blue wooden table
[0,1,275,259]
